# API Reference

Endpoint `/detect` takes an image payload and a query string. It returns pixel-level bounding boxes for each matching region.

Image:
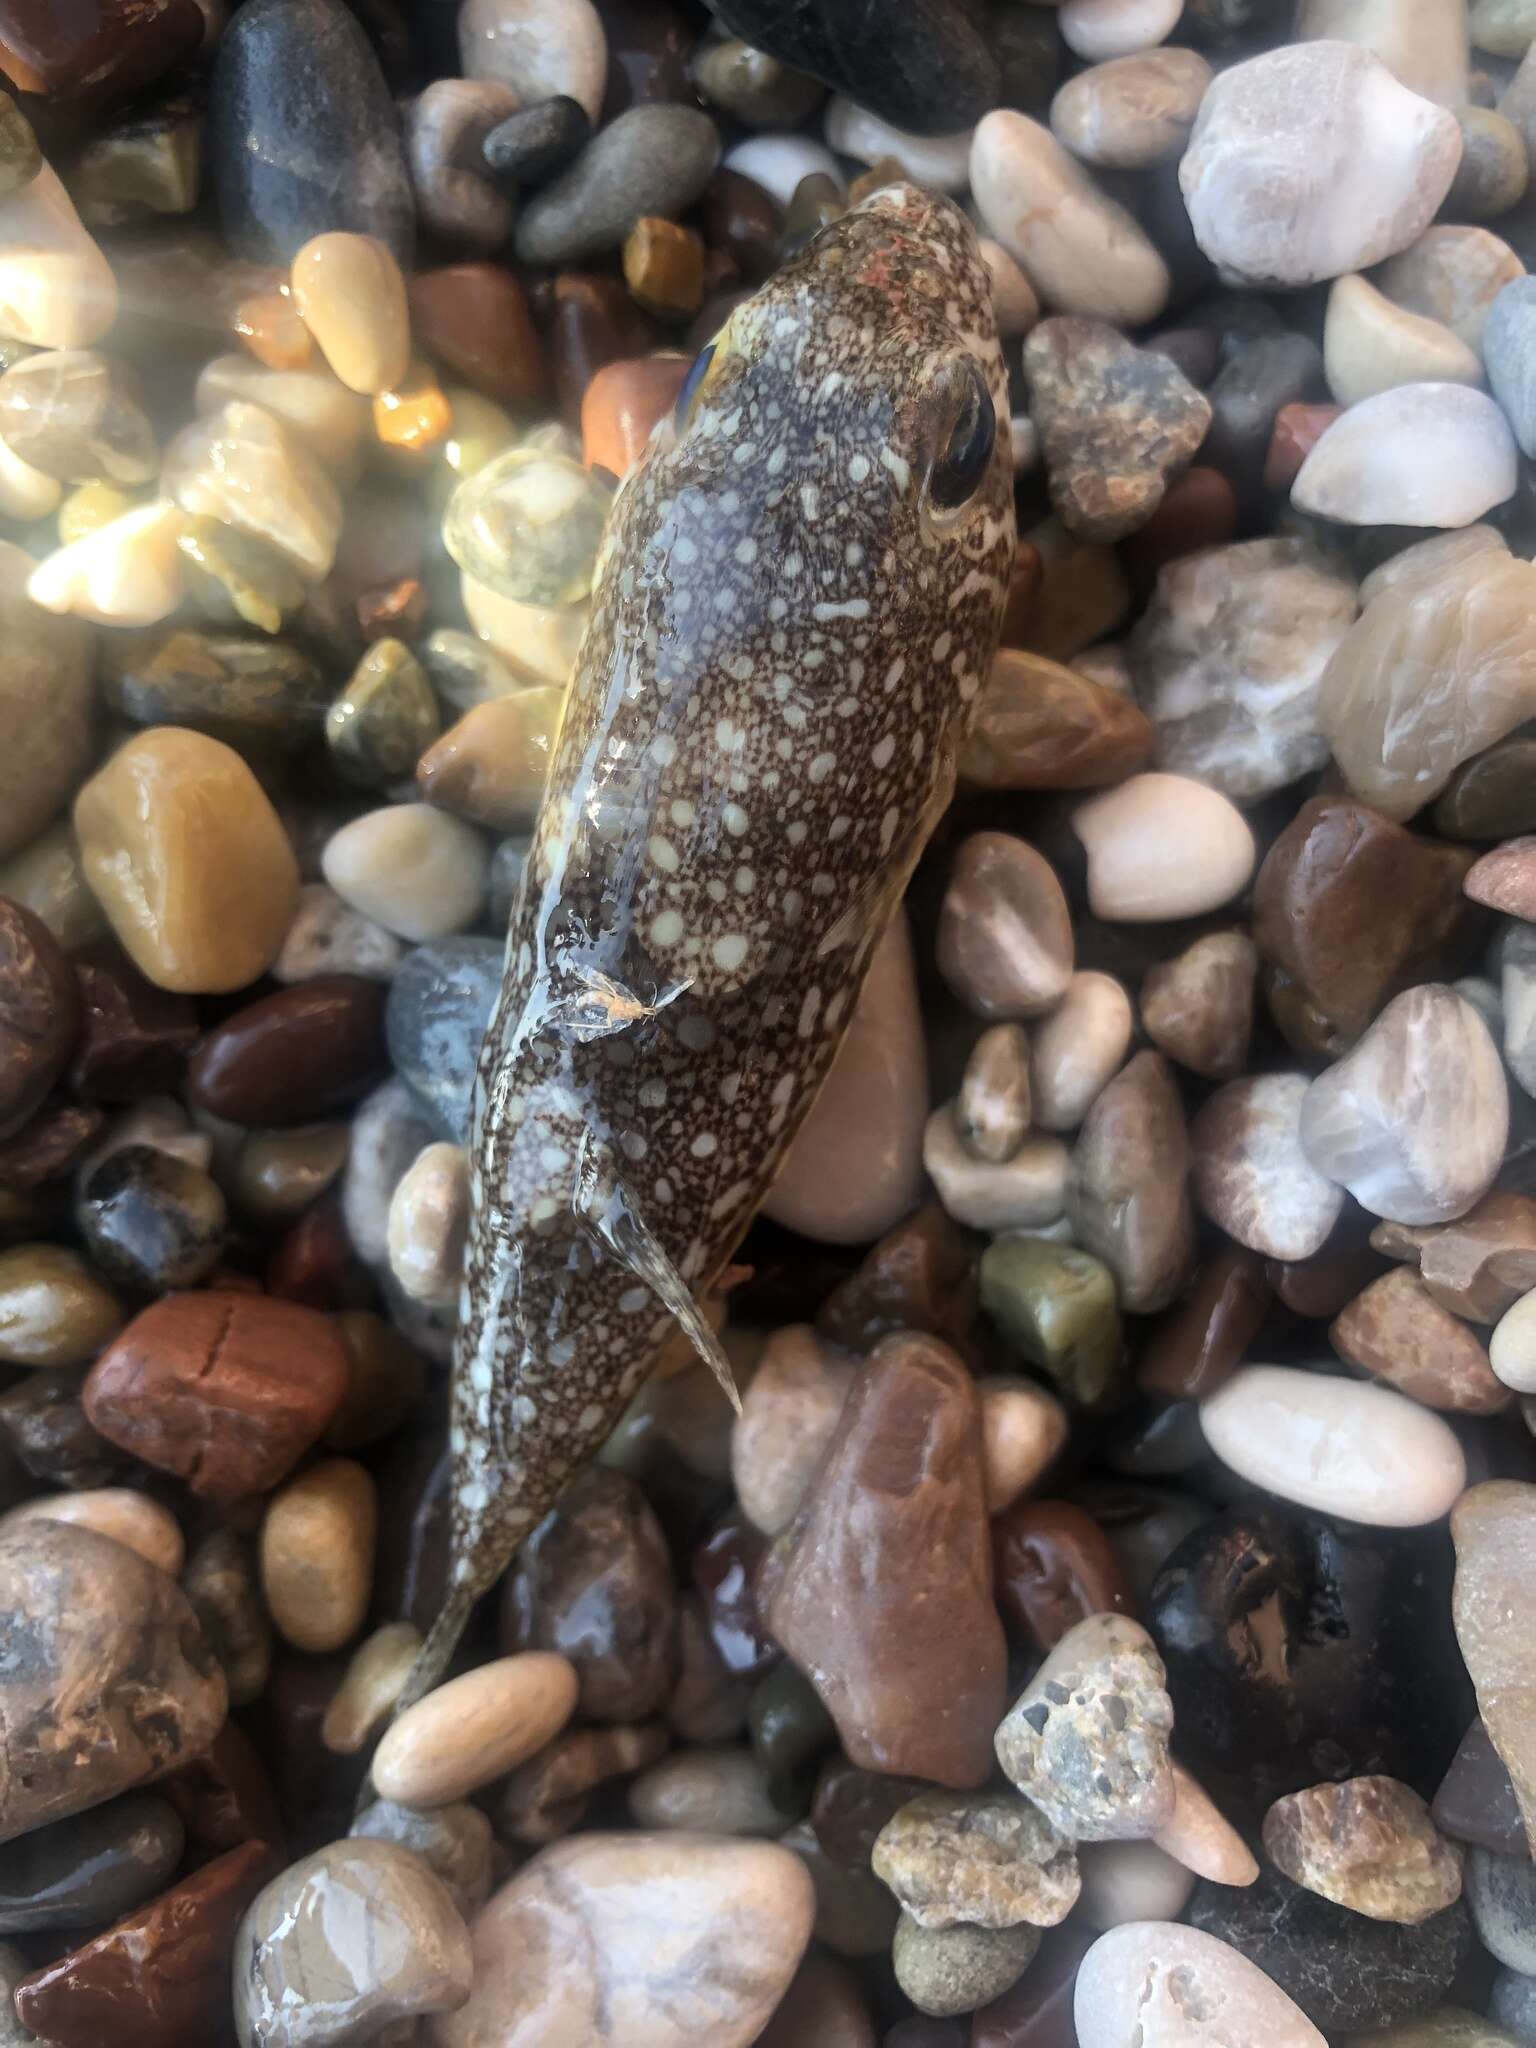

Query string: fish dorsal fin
[572,1133,743,1415]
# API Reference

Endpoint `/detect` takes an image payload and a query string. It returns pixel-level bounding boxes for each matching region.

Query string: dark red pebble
[187,976,386,1127]
[1138,1247,1270,1402]
[0,1097,103,1189]
[693,1512,780,1679]
[68,939,198,1105]
[0,0,204,113]
[993,1498,1134,1653]
[0,895,79,1139]
[1123,466,1239,587]
[265,1194,375,1311]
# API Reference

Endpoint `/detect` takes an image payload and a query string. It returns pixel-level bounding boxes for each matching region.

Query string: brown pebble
[1370,1192,1536,1320]
[1266,1238,1387,1319]
[1263,402,1344,493]
[83,1292,350,1501]
[1123,466,1239,585]
[0,1097,104,1190]
[580,354,689,475]
[937,831,1074,1020]
[13,1840,273,2048]
[1331,1267,1511,1414]
[702,169,783,284]
[1141,930,1257,1080]
[1139,1248,1270,1401]
[766,1332,1007,1789]
[960,648,1153,792]
[815,1202,977,1357]
[0,895,79,1140]
[623,215,706,320]
[410,263,548,408]
[1466,837,1536,920]
[993,1498,1134,1653]
[68,939,197,1104]
[261,1456,377,1654]
[499,1720,670,1843]
[187,976,386,1127]
[417,690,561,831]
[1066,1050,1195,1314]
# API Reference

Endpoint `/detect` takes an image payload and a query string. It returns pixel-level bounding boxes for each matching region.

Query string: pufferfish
[403,180,1017,1703]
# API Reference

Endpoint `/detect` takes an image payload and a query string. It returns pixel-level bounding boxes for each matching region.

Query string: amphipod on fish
[407,181,1017,1702]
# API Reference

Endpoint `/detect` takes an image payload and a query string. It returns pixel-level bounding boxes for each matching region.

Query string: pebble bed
[1,0,1536,2044]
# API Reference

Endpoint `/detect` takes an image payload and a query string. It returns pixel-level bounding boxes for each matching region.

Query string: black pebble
[483,97,593,189]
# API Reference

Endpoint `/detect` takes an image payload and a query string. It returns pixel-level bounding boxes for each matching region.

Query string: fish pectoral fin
[574,1160,742,1417]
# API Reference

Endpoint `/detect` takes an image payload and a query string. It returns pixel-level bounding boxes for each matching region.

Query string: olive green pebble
[893,1911,1041,2018]
[326,638,442,787]
[0,1245,123,1368]
[748,1657,837,1817]
[978,1236,1124,1406]
[177,515,306,634]
[441,446,610,606]
[100,626,329,750]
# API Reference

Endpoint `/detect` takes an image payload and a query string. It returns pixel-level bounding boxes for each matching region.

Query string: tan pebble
[0,1243,123,1367]
[1332,1267,1511,1415]
[322,1621,426,1754]
[0,1488,183,1577]
[1073,773,1255,922]
[1491,1287,1536,1393]
[979,237,1040,338]
[1324,273,1483,407]
[74,728,300,994]
[321,803,488,944]
[291,231,412,396]
[1152,1761,1259,1887]
[27,500,185,627]
[731,1324,855,1537]
[622,216,706,321]
[1030,971,1134,1132]
[417,689,563,832]
[937,831,1074,1019]
[162,397,342,581]
[979,1376,1070,1513]
[196,353,371,480]
[925,1105,1069,1233]
[374,358,453,452]
[957,1023,1032,1164]
[261,1456,378,1654]
[1141,931,1256,1081]
[387,1140,470,1310]
[1264,1775,1464,1924]
[629,1746,785,1836]
[373,1652,580,1808]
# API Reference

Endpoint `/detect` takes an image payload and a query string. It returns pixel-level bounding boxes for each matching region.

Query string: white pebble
[1075,1921,1325,2048]
[924,1105,1069,1233]
[1200,1365,1467,1526]
[1491,1288,1536,1393]
[0,163,117,348]
[388,1141,470,1310]
[1060,0,1184,62]
[1294,382,1518,528]
[457,0,608,123]
[724,133,843,207]
[322,804,489,943]
[27,502,186,628]
[1072,774,1255,922]
[824,97,973,192]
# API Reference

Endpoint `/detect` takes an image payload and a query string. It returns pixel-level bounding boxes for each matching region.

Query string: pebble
[1030,970,1134,1131]
[1252,796,1480,1053]
[385,936,501,1141]
[629,1746,784,1837]
[1074,1922,1326,2048]
[1072,773,1255,921]
[387,1140,469,1309]
[1179,43,1462,286]
[1051,49,1212,168]
[980,1238,1124,1407]
[209,0,413,263]
[1451,1481,1536,1856]
[1379,225,1524,351]
[0,1520,225,1843]
[321,804,489,944]
[233,1838,473,2047]
[1299,985,1507,1225]
[895,1914,1040,2019]
[327,639,440,789]
[352,1798,495,1919]
[1436,1717,1530,1857]
[0,1790,185,1934]
[0,1486,182,1576]
[0,164,117,350]
[81,1139,222,1289]
[235,1123,351,1226]
[1332,1268,1510,1413]
[1265,1777,1465,1923]
[84,1291,349,1499]
[74,728,299,996]
[823,98,972,193]
[371,1652,578,1808]
[995,1613,1175,1839]
[757,1955,875,2048]
[1493,1290,1536,1393]
[993,1497,1132,1651]
[406,81,520,252]
[515,104,721,266]
[28,499,186,629]
[1153,1762,1260,1886]
[765,1333,1007,1788]
[260,1456,376,1654]
[692,41,823,130]
[0,1242,121,1366]
[970,112,1170,327]
[196,353,371,478]
[1126,537,1356,804]
[925,1109,1069,1232]
[1077,1840,1196,1928]
[502,1467,677,1722]
[957,1023,1032,1164]
[1189,1869,1471,2032]
[1449,107,1529,219]
[1067,1050,1194,1313]
[1199,1365,1467,1524]
[731,1324,854,1536]
[1325,275,1484,406]
[761,910,926,1245]
[1142,932,1256,1079]
[164,398,342,581]
[16,1840,270,2048]
[0,348,156,485]
[101,627,327,750]
[1374,1191,1536,1321]
[0,1371,121,1491]
[1296,0,1470,103]
[937,831,1074,1019]
[1191,1074,1345,1263]
[1139,1246,1268,1402]
[1024,317,1211,543]
[417,690,562,832]
[342,1079,438,1266]
[459,0,607,122]
[1483,279,1536,459]
[1293,384,1519,528]
[962,648,1153,793]
[873,1789,1080,1931]
[1468,838,1536,921]
[320,1621,423,1755]
[1060,0,1185,59]
[0,549,94,864]
[708,0,997,133]
[184,1529,272,1708]
[721,132,841,208]
[1492,1979,1536,2045]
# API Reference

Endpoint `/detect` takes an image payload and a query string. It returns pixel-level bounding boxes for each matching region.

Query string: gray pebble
[351,1798,495,1919]
[407,78,520,249]
[692,35,826,128]
[342,1078,439,1265]
[0,1792,185,1933]
[1469,1848,1536,1974]
[78,1143,227,1294]
[1448,106,1530,221]
[274,884,406,986]
[1492,1967,1536,2045]
[514,104,722,266]
[385,936,503,1140]
[482,95,591,188]
[1486,276,1536,456]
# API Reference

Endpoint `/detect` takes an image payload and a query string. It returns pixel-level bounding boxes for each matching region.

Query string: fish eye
[673,340,717,427]
[928,365,996,511]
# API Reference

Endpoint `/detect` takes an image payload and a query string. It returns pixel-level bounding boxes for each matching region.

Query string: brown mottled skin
[407,183,1016,1701]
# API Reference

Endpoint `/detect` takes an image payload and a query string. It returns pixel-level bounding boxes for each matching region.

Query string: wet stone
[101,630,328,751]
[351,1798,495,1920]
[0,1792,185,1934]
[961,648,1153,792]
[979,1237,1124,1408]
[0,1519,226,1844]
[1264,1777,1466,1924]
[1066,1050,1195,1314]
[384,937,503,1141]
[1192,1074,1345,1263]
[0,896,78,1141]
[232,1837,473,2047]
[936,830,1074,1020]
[1436,738,1536,841]
[872,1790,1081,1931]
[1189,1869,1472,2033]
[501,1466,678,1723]
[78,1143,227,1294]
[973,1925,1095,2048]
[515,104,722,267]
[748,1656,838,1813]
[1139,1248,1269,1403]
[765,1332,1007,1789]
[1452,1482,1536,1857]
[0,349,156,486]
[1023,317,1211,544]
[501,1721,669,1845]
[994,1613,1176,1841]
[0,1369,123,1490]
[325,638,440,788]
[1331,1268,1511,1413]
[1434,1718,1531,1857]
[993,1498,1135,1654]
[1142,932,1256,1081]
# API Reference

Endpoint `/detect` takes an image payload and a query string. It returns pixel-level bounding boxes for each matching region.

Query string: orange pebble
[232,288,313,371]
[580,355,689,477]
[373,361,453,451]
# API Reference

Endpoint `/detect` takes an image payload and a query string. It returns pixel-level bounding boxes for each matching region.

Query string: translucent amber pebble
[443,446,611,606]
[373,360,453,453]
